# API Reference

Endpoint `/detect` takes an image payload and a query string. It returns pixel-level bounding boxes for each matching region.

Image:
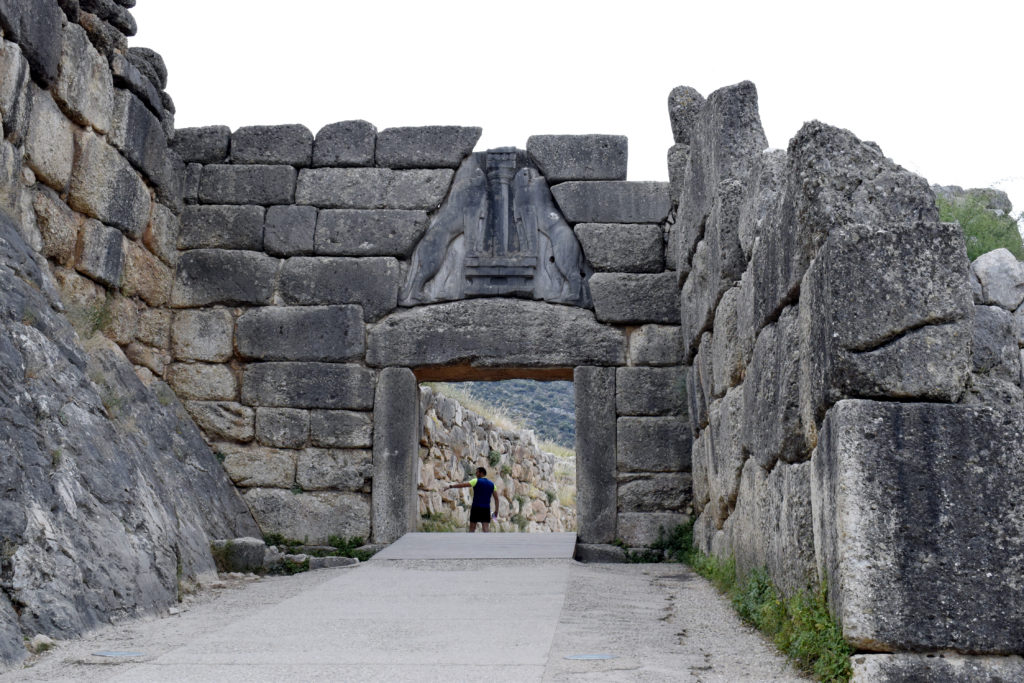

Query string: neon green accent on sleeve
[469,478,478,487]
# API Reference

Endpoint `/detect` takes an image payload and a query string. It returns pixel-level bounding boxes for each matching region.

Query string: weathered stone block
[75,219,123,287]
[617,473,691,512]
[108,89,167,190]
[183,162,201,204]
[230,124,313,167]
[264,204,315,256]
[241,362,375,410]
[0,0,63,87]
[171,308,233,362]
[812,400,1024,652]
[121,239,172,306]
[972,305,1020,381]
[590,272,679,325]
[171,249,279,307]
[573,543,626,563]
[127,46,167,90]
[702,387,745,528]
[69,130,151,238]
[315,209,429,257]
[850,654,1024,682]
[375,126,481,169]
[551,181,670,223]
[108,52,160,113]
[103,293,138,346]
[255,407,309,449]
[236,306,364,362]
[798,221,972,446]
[616,366,685,416]
[53,22,112,133]
[33,187,78,266]
[574,223,664,273]
[185,400,254,443]
[668,85,705,145]
[367,299,625,368]
[971,248,1024,310]
[172,125,230,163]
[312,120,375,167]
[709,286,748,399]
[79,0,135,35]
[526,134,627,183]
[297,448,371,491]
[199,164,297,205]
[372,368,419,543]
[209,537,265,573]
[310,410,373,449]
[219,444,296,488]
[577,368,614,544]
[295,168,454,210]
[25,87,74,191]
[242,488,370,544]
[136,307,171,349]
[179,204,264,250]
[0,39,31,145]
[278,256,399,321]
[145,203,179,267]
[628,325,682,367]
[165,362,237,401]
[617,512,690,547]
[617,416,690,473]
[123,342,167,375]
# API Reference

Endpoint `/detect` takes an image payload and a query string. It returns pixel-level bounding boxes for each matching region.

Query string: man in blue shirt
[447,467,499,532]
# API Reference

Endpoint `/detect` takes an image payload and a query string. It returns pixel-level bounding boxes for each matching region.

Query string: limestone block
[709,286,747,399]
[241,362,375,410]
[0,0,63,87]
[617,512,689,547]
[315,209,429,257]
[219,444,296,488]
[551,181,670,223]
[53,22,112,133]
[172,125,230,163]
[375,126,481,169]
[255,407,310,449]
[278,256,399,321]
[108,89,167,190]
[798,221,972,445]
[971,248,1024,310]
[972,305,1020,382]
[69,130,151,238]
[690,430,708,513]
[703,387,745,528]
[235,305,364,362]
[78,11,126,59]
[737,149,786,261]
[296,448,371,491]
[231,124,313,167]
[24,87,74,191]
[310,410,373,449]
[242,488,370,544]
[575,367,616,544]
[108,52,160,113]
[121,240,172,306]
[312,120,376,167]
[295,167,454,210]
[526,134,627,183]
[628,325,682,367]
[850,654,1024,682]
[198,164,296,205]
[617,416,690,473]
[667,85,705,145]
[617,473,691,512]
[812,400,1024,652]
[574,223,664,273]
[0,39,31,144]
[171,249,279,307]
[32,187,78,266]
[183,162,201,204]
[166,362,237,401]
[75,219,123,287]
[367,299,625,368]
[185,400,255,443]
[103,293,138,346]
[79,0,135,35]
[127,46,167,90]
[209,538,265,573]
[590,272,679,325]
[742,307,804,469]
[171,308,233,362]
[264,205,315,256]
[124,342,168,376]
[144,203,179,267]
[179,204,264,250]
[574,544,626,563]
[666,144,688,206]
[372,367,420,543]
[615,366,685,416]
[136,307,171,349]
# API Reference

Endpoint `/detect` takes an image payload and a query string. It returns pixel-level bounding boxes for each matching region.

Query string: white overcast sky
[132,0,1023,214]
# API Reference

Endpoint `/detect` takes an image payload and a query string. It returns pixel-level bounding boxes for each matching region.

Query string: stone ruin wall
[672,82,1023,678]
[418,386,576,533]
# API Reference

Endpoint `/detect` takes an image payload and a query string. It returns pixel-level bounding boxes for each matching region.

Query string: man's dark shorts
[470,506,491,524]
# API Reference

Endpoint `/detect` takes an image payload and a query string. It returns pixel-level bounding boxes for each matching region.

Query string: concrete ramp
[371,532,577,560]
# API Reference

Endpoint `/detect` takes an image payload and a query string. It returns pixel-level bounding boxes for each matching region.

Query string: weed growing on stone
[419,511,461,532]
[279,556,309,575]
[510,513,529,531]
[209,540,232,572]
[327,535,375,562]
[500,463,512,477]
[49,449,62,469]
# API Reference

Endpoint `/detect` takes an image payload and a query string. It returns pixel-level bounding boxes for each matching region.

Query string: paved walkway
[5,534,807,682]
[373,531,578,559]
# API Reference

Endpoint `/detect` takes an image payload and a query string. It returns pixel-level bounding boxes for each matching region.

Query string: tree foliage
[937,193,1024,261]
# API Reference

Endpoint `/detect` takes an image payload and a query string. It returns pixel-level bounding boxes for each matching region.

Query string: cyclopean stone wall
[674,81,1023,676]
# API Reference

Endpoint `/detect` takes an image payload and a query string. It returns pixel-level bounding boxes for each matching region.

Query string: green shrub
[937,193,1024,261]
[488,449,501,467]
[328,535,374,561]
[419,511,461,533]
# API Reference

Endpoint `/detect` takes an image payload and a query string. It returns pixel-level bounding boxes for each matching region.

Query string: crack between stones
[846,315,961,354]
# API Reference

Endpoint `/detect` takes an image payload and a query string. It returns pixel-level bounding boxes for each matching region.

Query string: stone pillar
[372,367,420,544]
[574,366,617,543]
